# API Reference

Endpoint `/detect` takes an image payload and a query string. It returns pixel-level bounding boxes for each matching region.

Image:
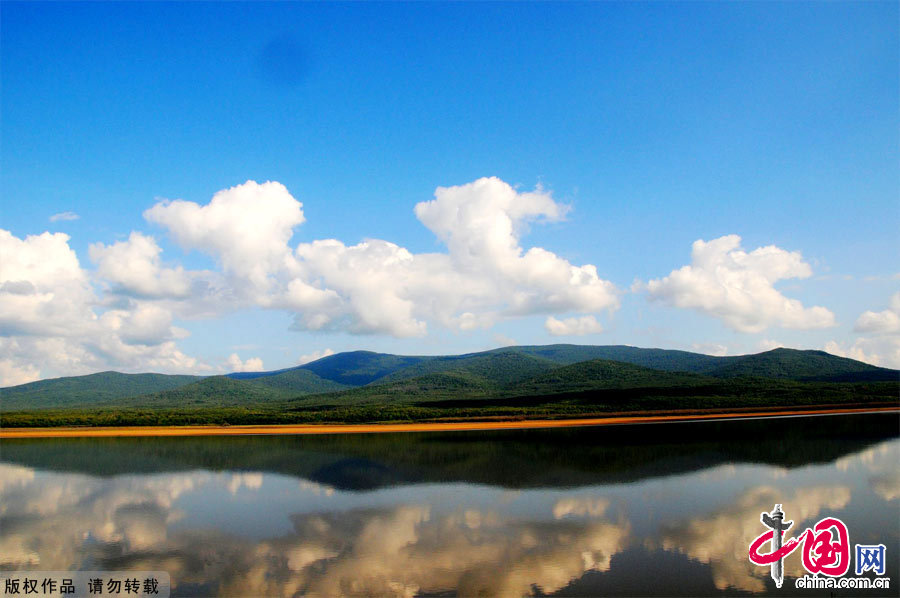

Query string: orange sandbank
[1,406,896,439]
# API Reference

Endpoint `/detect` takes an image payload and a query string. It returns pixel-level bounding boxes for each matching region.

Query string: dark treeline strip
[2,381,897,428]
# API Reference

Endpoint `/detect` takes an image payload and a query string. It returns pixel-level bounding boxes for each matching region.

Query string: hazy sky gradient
[1,2,897,383]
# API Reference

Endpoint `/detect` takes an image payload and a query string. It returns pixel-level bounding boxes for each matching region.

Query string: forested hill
[0,371,202,410]
[1,345,896,412]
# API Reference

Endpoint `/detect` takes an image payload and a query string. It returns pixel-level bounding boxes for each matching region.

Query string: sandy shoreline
[1,406,896,438]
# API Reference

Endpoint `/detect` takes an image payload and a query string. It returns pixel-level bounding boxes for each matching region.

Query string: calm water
[1,413,897,597]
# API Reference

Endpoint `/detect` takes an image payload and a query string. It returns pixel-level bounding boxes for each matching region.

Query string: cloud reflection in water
[0,429,897,596]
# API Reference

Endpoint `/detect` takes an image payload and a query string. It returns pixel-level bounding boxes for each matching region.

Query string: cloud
[655,484,851,592]
[415,178,616,317]
[644,235,835,333]
[0,358,40,387]
[0,465,207,567]
[226,473,264,495]
[144,180,305,293]
[824,337,900,369]
[0,230,94,339]
[833,442,900,502]
[99,304,188,346]
[0,230,205,385]
[0,230,101,346]
[288,239,428,336]
[145,177,620,338]
[226,353,265,373]
[826,293,900,368]
[0,469,630,598]
[553,496,610,519]
[854,292,900,334]
[545,315,604,336]
[414,179,569,266]
[4,177,622,381]
[871,473,900,502]
[296,348,335,365]
[2,335,203,383]
[49,211,79,222]
[493,333,517,347]
[89,232,191,298]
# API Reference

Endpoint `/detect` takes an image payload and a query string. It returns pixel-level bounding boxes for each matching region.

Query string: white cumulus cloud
[226,353,265,373]
[644,235,835,333]
[99,304,188,346]
[144,177,620,338]
[416,178,616,316]
[826,292,900,369]
[90,232,192,298]
[0,230,205,385]
[544,315,604,336]
[0,230,95,338]
[144,180,305,293]
[854,292,900,334]
[0,358,40,387]
[824,338,900,369]
[288,238,428,336]
[4,177,623,382]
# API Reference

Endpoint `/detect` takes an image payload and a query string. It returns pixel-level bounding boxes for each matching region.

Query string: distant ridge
[2,344,896,412]
[294,350,429,386]
[491,344,726,372]
[237,344,896,385]
[373,351,558,387]
[699,348,900,382]
[0,371,202,411]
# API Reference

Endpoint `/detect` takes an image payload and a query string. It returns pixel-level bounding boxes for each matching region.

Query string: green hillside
[0,371,201,411]
[245,344,727,388]
[306,371,493,405]
[512,358,712,396]
[111,375,291,408]
[280,353,898,413]
[286,352,562,406]
[3,345,897,421]
[702,348,898,381]
[373,351,558,386]
[244,368,350,394]
[224,344,897,389]
[296,350,429,385]
[491,344,727,372]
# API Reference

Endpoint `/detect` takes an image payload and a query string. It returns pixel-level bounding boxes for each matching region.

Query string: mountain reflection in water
[1,413,897,596]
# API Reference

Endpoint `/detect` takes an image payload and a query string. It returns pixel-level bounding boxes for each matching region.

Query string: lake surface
[1,413,897,597]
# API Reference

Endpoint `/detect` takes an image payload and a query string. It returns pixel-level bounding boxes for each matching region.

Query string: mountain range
[2,344,897,413]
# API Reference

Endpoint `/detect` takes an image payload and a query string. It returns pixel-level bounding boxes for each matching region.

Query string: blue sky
[1,1,897,382]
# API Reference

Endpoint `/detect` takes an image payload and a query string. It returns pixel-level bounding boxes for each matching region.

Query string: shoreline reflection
[1,414,897,596]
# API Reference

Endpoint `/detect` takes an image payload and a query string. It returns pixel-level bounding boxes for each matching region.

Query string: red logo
[749,504,851,587]
[799,517,850,576]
